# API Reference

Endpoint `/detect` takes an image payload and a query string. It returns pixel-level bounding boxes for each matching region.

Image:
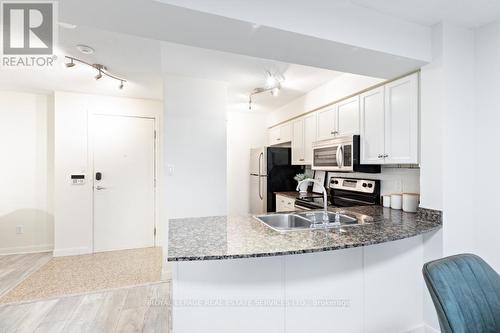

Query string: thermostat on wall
[70,174,86,185]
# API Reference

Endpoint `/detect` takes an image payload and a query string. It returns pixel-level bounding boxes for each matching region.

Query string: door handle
[95,186,107,190]
[258,152,263,200]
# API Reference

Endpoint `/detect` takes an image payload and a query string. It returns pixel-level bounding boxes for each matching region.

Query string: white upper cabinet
[360,86,385,164]
[280,122,292,143]
[337,96,360,136]
[268,122,292,146]
[384,73,419,164]
[316,106,337,140]
[291,118,305,164]
[303,113,317,165]
[291,113,317,165]
[360,73,419,165]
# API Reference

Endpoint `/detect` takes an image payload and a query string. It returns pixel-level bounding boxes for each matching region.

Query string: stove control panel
[330,178,377,193]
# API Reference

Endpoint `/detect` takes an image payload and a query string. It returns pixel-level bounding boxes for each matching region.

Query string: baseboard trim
[0,244,53,255]
[405,324,440,333]
[53,246,91,257]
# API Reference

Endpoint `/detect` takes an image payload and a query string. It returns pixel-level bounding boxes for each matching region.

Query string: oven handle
[294,204,312,211]
[334,197,373,205]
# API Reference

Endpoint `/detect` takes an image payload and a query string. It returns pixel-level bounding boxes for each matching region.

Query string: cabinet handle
[277,138,281,141]
[378,154,383,158]
[384,154,389,158]
[330,131,335,135]
[299,158,305,161]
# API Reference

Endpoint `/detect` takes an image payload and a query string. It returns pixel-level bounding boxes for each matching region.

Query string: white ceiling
[0,25,163,100]
[351,0,500,28]
[162,43,342,112]
[0,22,343,111]
[158,0,500,29]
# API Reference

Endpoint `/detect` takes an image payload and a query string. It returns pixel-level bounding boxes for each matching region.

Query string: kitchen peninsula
[168,206,441,333]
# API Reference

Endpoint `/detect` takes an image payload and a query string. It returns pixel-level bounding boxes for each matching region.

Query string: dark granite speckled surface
[167,206,442,261]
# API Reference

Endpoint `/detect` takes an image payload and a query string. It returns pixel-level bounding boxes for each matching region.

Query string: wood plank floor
[0,252,52,298]
[0,282,171,333]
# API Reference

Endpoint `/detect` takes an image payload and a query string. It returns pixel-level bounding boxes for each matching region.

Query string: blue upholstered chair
[423,254,500,333]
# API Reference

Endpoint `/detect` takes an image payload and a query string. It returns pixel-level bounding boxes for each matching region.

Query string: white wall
[0,92,54,254]
[267,73,384,126]
[227,111,267,215]
[474,20,500,271]
[53,91,162,256]
[419,22,478,330]
[163,75,227,220]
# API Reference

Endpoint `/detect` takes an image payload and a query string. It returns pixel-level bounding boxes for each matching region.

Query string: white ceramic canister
[382,195,391,208]
[402,193,419,213]
[390,194,402,210]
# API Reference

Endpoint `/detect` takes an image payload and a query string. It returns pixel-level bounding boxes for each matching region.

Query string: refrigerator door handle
[258,152,264,199]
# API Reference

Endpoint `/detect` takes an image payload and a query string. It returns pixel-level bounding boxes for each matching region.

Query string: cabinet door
[360,86,385,164]
[303,113,317,165]
[337,96,359,136]
[275,195,286,212]
[316,107,337,140]
[268,126,280,146]
[280,122,292,143]
[384,73,419,164]
[291,119,305,165]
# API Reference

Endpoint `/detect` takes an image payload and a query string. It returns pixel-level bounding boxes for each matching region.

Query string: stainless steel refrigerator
[250,147,303,214]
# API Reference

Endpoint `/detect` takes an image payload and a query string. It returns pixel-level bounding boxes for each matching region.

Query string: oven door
[312,144,342,170]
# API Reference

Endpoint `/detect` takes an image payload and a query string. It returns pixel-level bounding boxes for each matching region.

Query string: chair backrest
[423,254,500,333]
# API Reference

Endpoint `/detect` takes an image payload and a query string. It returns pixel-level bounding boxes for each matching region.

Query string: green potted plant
[294,173,312,193]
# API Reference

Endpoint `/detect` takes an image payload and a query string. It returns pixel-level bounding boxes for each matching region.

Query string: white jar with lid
[390,194,402,210]
[402,193,419,213]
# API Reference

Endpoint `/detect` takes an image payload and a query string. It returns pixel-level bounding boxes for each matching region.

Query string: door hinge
[154,227,156,237]
[154,130,157,139]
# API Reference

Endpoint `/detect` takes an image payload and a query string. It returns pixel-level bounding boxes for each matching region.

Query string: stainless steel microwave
[311,135,380,173]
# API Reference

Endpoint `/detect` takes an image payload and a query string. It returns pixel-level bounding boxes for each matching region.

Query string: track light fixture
[248,70,285,110]
[64,56,126,90]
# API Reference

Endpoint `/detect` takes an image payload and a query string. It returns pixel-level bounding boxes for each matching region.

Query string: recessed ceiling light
[76,44,95,55]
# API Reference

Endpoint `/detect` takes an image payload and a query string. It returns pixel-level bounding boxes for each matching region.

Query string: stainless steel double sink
[254,211,360,232]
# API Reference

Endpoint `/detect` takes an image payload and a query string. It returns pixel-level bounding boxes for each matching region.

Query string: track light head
[65,58,75,68]
[95,70,102,80]
[119,81,124,90]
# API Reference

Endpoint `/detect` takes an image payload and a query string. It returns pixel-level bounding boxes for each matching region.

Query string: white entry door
[92,114,155,252]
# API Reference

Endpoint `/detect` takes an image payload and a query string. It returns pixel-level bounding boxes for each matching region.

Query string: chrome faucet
[296,179,329,224]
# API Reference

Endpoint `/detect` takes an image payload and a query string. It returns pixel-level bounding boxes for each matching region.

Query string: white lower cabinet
[360,73,419,165]
[275,194,295,212]
[172,237,425,333]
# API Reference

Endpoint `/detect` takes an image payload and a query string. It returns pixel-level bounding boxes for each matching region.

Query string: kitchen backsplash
[306,166,420,195]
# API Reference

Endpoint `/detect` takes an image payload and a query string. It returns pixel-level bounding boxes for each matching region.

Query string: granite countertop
[167,206,442,262]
